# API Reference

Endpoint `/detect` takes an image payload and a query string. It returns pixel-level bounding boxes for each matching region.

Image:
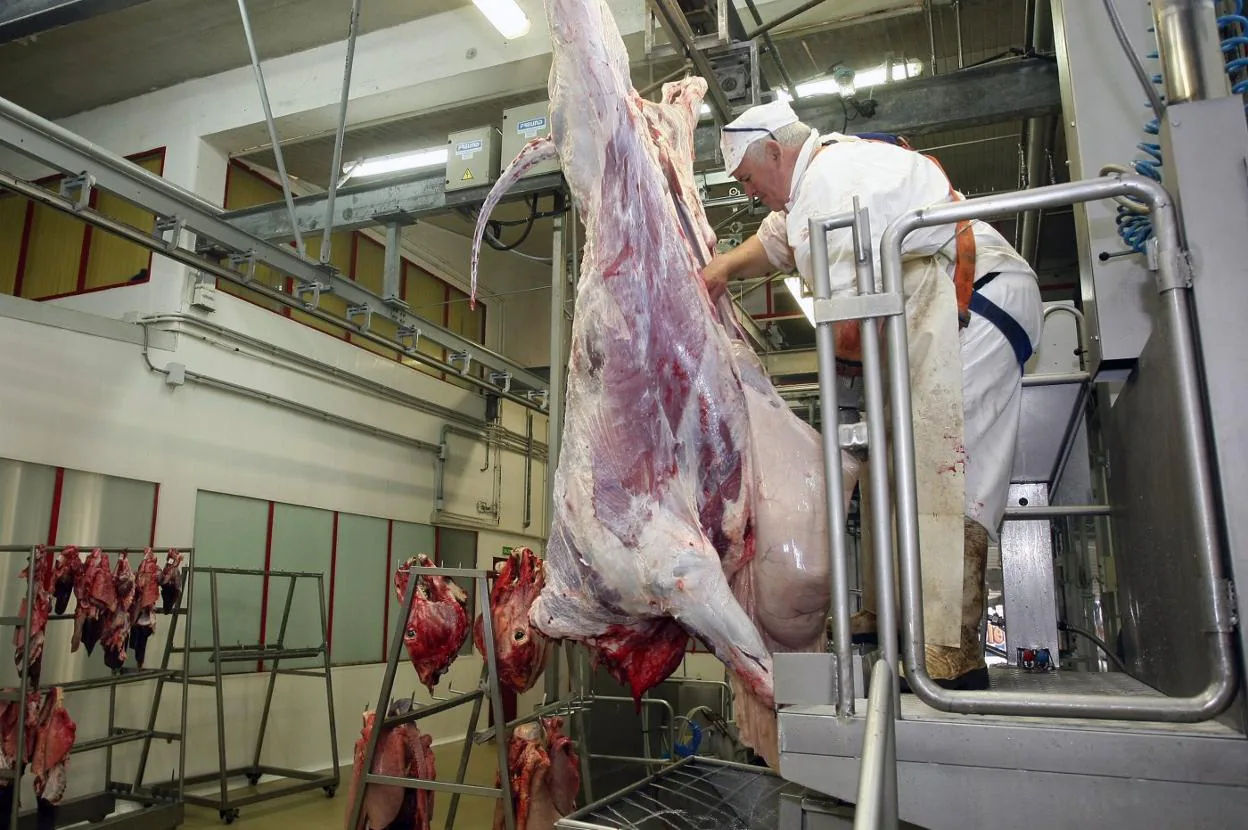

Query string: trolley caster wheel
[323,786,337,798]
[246,774,262,786]
[220,809,240,824]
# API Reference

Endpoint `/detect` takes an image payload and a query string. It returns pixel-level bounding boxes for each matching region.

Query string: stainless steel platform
[779,667,1248,830]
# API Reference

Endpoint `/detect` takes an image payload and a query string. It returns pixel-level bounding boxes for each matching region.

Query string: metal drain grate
[557,758,812,830]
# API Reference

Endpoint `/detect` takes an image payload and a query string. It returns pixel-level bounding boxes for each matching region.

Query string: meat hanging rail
[1,544,194,830]
[147,566,340,824]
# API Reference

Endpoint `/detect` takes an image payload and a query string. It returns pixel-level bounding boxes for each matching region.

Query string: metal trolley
[1,544,193,830]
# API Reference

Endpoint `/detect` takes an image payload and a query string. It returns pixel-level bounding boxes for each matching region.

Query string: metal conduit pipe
[879,173,1238,721]
[0,167,546,413]
[434,423,546,528]
[1153,0,1231,104]
[139,326,441,456]
[320,0,362,264]
[1018,0,1054,265]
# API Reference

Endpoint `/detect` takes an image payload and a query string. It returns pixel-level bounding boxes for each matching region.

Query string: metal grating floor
[557,758,813,830]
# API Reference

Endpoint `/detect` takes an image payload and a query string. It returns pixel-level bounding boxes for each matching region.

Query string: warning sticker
[517,116,548,139]
[462,169,474,181]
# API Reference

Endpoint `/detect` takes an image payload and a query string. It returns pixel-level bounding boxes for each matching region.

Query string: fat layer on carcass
[14,547,55,687]
[100,553,136,670]
[346,698,435,830]
[492,717,580,830]
[30,687,76,805]
[128,549,161,667]
[394,554,469,693]
[73,550,115,655]
[473,548,551,694]
[469,0,861,768]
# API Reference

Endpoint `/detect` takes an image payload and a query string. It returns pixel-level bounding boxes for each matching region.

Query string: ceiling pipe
[1018,0,1054,269]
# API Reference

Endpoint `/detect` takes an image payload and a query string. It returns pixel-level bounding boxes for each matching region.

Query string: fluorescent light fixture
[784,276,817,327]
[348,147,449,179]
[773,60,923,102]
[472,0,531,39]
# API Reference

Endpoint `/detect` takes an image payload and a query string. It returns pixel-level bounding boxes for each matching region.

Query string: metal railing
[853,661,899,830]
[808,173,1238,723]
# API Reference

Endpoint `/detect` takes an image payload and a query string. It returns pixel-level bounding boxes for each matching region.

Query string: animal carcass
[128,549,161,667]
[469,0,859,768]
[492,717,579,830]
[13,547,55,686]
[30,688,75,806]
[100,552,136,670]
[346,699,435,830]
[159,549,185,615]
[52,547,81,616]
[473,548,550,694]
[394,555,469,692]
[72,550,114,655]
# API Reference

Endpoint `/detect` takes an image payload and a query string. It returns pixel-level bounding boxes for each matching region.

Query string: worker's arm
[701,234,775,300]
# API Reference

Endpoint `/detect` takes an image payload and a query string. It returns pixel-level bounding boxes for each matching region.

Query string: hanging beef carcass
[128,549,161,667]
[492,717,580,830]
[14,546,55,687]
[72,549,114,654]
[158,549,185,615]
[51,547,81,616]
[345,698,436,830]
[469,0,860,767]
[100,552,136,670]
[30,687,75,806]
[394,555,469,692]
[473,548,551,694]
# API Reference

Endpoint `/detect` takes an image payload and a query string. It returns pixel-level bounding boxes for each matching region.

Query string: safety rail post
[853,660,899,830]
[875,173,1238,721]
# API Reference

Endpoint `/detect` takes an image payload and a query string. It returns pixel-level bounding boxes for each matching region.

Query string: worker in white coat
[704,100,1043,690]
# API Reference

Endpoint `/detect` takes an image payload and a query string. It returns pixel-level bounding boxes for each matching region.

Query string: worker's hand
[701,256,731,301]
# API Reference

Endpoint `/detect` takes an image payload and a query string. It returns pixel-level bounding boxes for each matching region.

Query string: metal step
[778,667,1248,830]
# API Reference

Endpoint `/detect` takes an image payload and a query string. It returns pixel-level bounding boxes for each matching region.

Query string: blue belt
[969,272,1034,370]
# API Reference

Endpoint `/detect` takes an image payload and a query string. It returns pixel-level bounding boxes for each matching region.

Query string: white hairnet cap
[719,99,800,174]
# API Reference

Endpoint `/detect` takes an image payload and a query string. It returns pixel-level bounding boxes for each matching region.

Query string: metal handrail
[876,174,1237,721]
[854,661,899,830]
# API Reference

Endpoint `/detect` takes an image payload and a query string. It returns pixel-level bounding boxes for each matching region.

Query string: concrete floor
[181,742,504,830]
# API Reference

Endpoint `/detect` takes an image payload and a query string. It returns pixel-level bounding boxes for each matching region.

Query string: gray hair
[743,121,813,163]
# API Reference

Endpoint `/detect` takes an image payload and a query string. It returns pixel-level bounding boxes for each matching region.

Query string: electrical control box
[445,126,501,192]
[500,102,560,179]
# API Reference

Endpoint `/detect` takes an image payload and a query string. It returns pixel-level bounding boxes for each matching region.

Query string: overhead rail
[0,94,550,404]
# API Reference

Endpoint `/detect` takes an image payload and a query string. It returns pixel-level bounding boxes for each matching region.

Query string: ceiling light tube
[472,0,531,39]
[348,147,449,179]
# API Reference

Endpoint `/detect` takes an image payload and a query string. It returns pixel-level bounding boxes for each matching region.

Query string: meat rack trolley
[347,565,590,830]
[1,544,194,830]
[148,566,339,824]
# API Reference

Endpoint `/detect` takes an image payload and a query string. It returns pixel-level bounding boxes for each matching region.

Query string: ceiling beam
[0,0,154,44]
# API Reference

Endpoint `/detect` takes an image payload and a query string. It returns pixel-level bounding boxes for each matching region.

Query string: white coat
[755,131,1044,541]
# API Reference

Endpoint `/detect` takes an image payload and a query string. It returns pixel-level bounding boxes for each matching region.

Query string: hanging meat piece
[51,547,81,616]
[128,549,161,667]
[99,553,135,670]
[13,546,55,687]
[473,548,551,694]
[345,698,436,830]
[158,549,185,615]
[394,555,469,692]
[72,550,114,654]
[30,688,75,806]
[492,717,580,830]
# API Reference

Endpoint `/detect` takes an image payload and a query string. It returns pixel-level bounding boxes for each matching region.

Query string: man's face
[731,139,792,212]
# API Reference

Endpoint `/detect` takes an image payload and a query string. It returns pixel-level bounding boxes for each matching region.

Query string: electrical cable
[1100,0,1166,120]
[1059,621,1129,673]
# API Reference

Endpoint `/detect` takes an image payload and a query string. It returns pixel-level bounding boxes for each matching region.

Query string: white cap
[719,99,800,174]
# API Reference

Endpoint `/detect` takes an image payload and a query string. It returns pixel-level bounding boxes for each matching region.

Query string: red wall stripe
[382,519,393,660]
[257,501,276,672]
[149,483,160,547]
[327,511,339,656]
[12,202,35,299]
[46,468,65,546]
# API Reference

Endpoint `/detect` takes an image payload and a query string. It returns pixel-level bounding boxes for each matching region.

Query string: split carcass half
[159,549,185,615]
[14,547,55,686]
[346,699,436,830]
[394,555,469,693]
[473,548,551,694]
[100,552,136,670]
[128,549,161,667]
[492,717,580,830]
[468,0,861,767]
[72,550,115,655]
[30,688,76,805]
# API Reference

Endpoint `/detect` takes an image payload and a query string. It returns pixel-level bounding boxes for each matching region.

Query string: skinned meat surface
[101,553,135,670]
[30,687,75,805]
[469,0,860,766]
[394,554,469,692]
[73,550,114,655]
[473,547,551,694]
[159,549,185,615]
[346,698,435,830]
[52,547,81,616]
[129,549,161,667]
[492,717,579,830]
[14,547,55,687]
